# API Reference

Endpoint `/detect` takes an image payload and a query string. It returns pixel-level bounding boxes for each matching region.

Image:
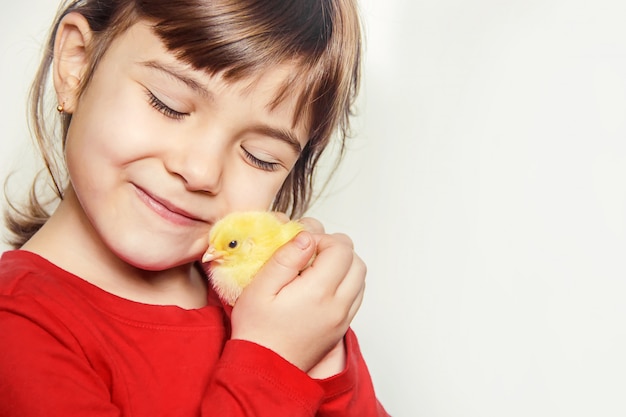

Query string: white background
[2,1,626,416]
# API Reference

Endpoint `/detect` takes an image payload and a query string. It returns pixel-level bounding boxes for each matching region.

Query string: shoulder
[0,250,83,302]
[0,250,85,325]
[0,250,60,294]
[0,249,106,344]
[0,251,96,374]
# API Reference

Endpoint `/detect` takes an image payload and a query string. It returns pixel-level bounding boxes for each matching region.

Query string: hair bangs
[142,0,332,80]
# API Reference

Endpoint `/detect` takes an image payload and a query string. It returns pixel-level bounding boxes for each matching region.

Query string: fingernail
[294,232,311,250]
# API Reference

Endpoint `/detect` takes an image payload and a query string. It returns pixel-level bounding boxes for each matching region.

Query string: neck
[22,188,208,309]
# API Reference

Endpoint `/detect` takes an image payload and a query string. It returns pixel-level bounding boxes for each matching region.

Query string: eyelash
[242,148,281,172]
[146,90,188,120]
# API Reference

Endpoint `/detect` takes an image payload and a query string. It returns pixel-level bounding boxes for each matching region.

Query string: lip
[133,185,206,226]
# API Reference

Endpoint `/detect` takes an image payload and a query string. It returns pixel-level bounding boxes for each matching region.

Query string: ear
[52,12,93,114]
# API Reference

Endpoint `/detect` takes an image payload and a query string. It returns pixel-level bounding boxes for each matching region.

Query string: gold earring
[57,102,65,113]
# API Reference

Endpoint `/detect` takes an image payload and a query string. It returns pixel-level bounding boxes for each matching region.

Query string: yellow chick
[202,211,305,306]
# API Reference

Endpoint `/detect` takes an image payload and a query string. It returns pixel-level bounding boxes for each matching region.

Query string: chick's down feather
[202,211,305,305]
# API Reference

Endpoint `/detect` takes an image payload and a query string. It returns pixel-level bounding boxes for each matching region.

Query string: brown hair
[4,0,362,248]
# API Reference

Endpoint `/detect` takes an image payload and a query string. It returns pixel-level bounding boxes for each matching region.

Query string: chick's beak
[202,247,225,264]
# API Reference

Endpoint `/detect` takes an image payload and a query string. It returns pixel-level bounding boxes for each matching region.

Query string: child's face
[62,21,308,269]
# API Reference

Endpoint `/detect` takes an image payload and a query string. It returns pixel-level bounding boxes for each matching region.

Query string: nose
[164,134,226,194]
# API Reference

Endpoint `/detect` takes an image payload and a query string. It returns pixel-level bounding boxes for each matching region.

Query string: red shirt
[0,250,388,416]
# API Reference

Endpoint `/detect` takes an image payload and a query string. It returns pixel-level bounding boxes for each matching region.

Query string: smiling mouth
[134,185,204,226]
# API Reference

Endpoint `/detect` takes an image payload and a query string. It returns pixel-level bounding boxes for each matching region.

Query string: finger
[313,232,354,253]
[346,278,366,323]
[298,217,325,234]
[337,253,367,309]
[330,256,366,328]
[305,233,355,285]
[246,231,316,297]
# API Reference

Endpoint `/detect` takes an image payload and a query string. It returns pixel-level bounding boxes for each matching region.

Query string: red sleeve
[315,328,390,416]
[209,304,389,416]
[204,330,390,417]
[202,340,325,416]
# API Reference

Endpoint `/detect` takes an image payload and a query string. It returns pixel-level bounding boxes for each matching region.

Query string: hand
[230,217,366,373]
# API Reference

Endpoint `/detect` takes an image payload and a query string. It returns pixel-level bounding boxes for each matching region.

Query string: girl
[1,0,388,416]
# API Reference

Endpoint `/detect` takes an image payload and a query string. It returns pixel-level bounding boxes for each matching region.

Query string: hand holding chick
[202,211,367,376]
[202,211,306,305]
[230,225,366,375]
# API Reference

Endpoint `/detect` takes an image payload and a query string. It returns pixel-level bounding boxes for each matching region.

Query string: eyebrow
[249,125,303,154]
[139,60,212,100]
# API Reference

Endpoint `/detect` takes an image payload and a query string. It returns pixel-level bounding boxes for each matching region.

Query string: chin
[107,240,197,272]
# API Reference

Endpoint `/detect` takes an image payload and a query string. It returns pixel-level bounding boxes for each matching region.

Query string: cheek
[66,92,160,168]
[223,168,290,212]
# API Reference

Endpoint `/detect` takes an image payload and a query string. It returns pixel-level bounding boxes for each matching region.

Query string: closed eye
[242,147,281,172]
[145,89,189,120]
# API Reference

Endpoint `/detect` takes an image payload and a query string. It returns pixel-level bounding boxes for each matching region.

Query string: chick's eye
[228,240,238,249]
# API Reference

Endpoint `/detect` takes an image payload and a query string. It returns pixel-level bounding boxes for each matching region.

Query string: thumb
[246,231,315,297]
